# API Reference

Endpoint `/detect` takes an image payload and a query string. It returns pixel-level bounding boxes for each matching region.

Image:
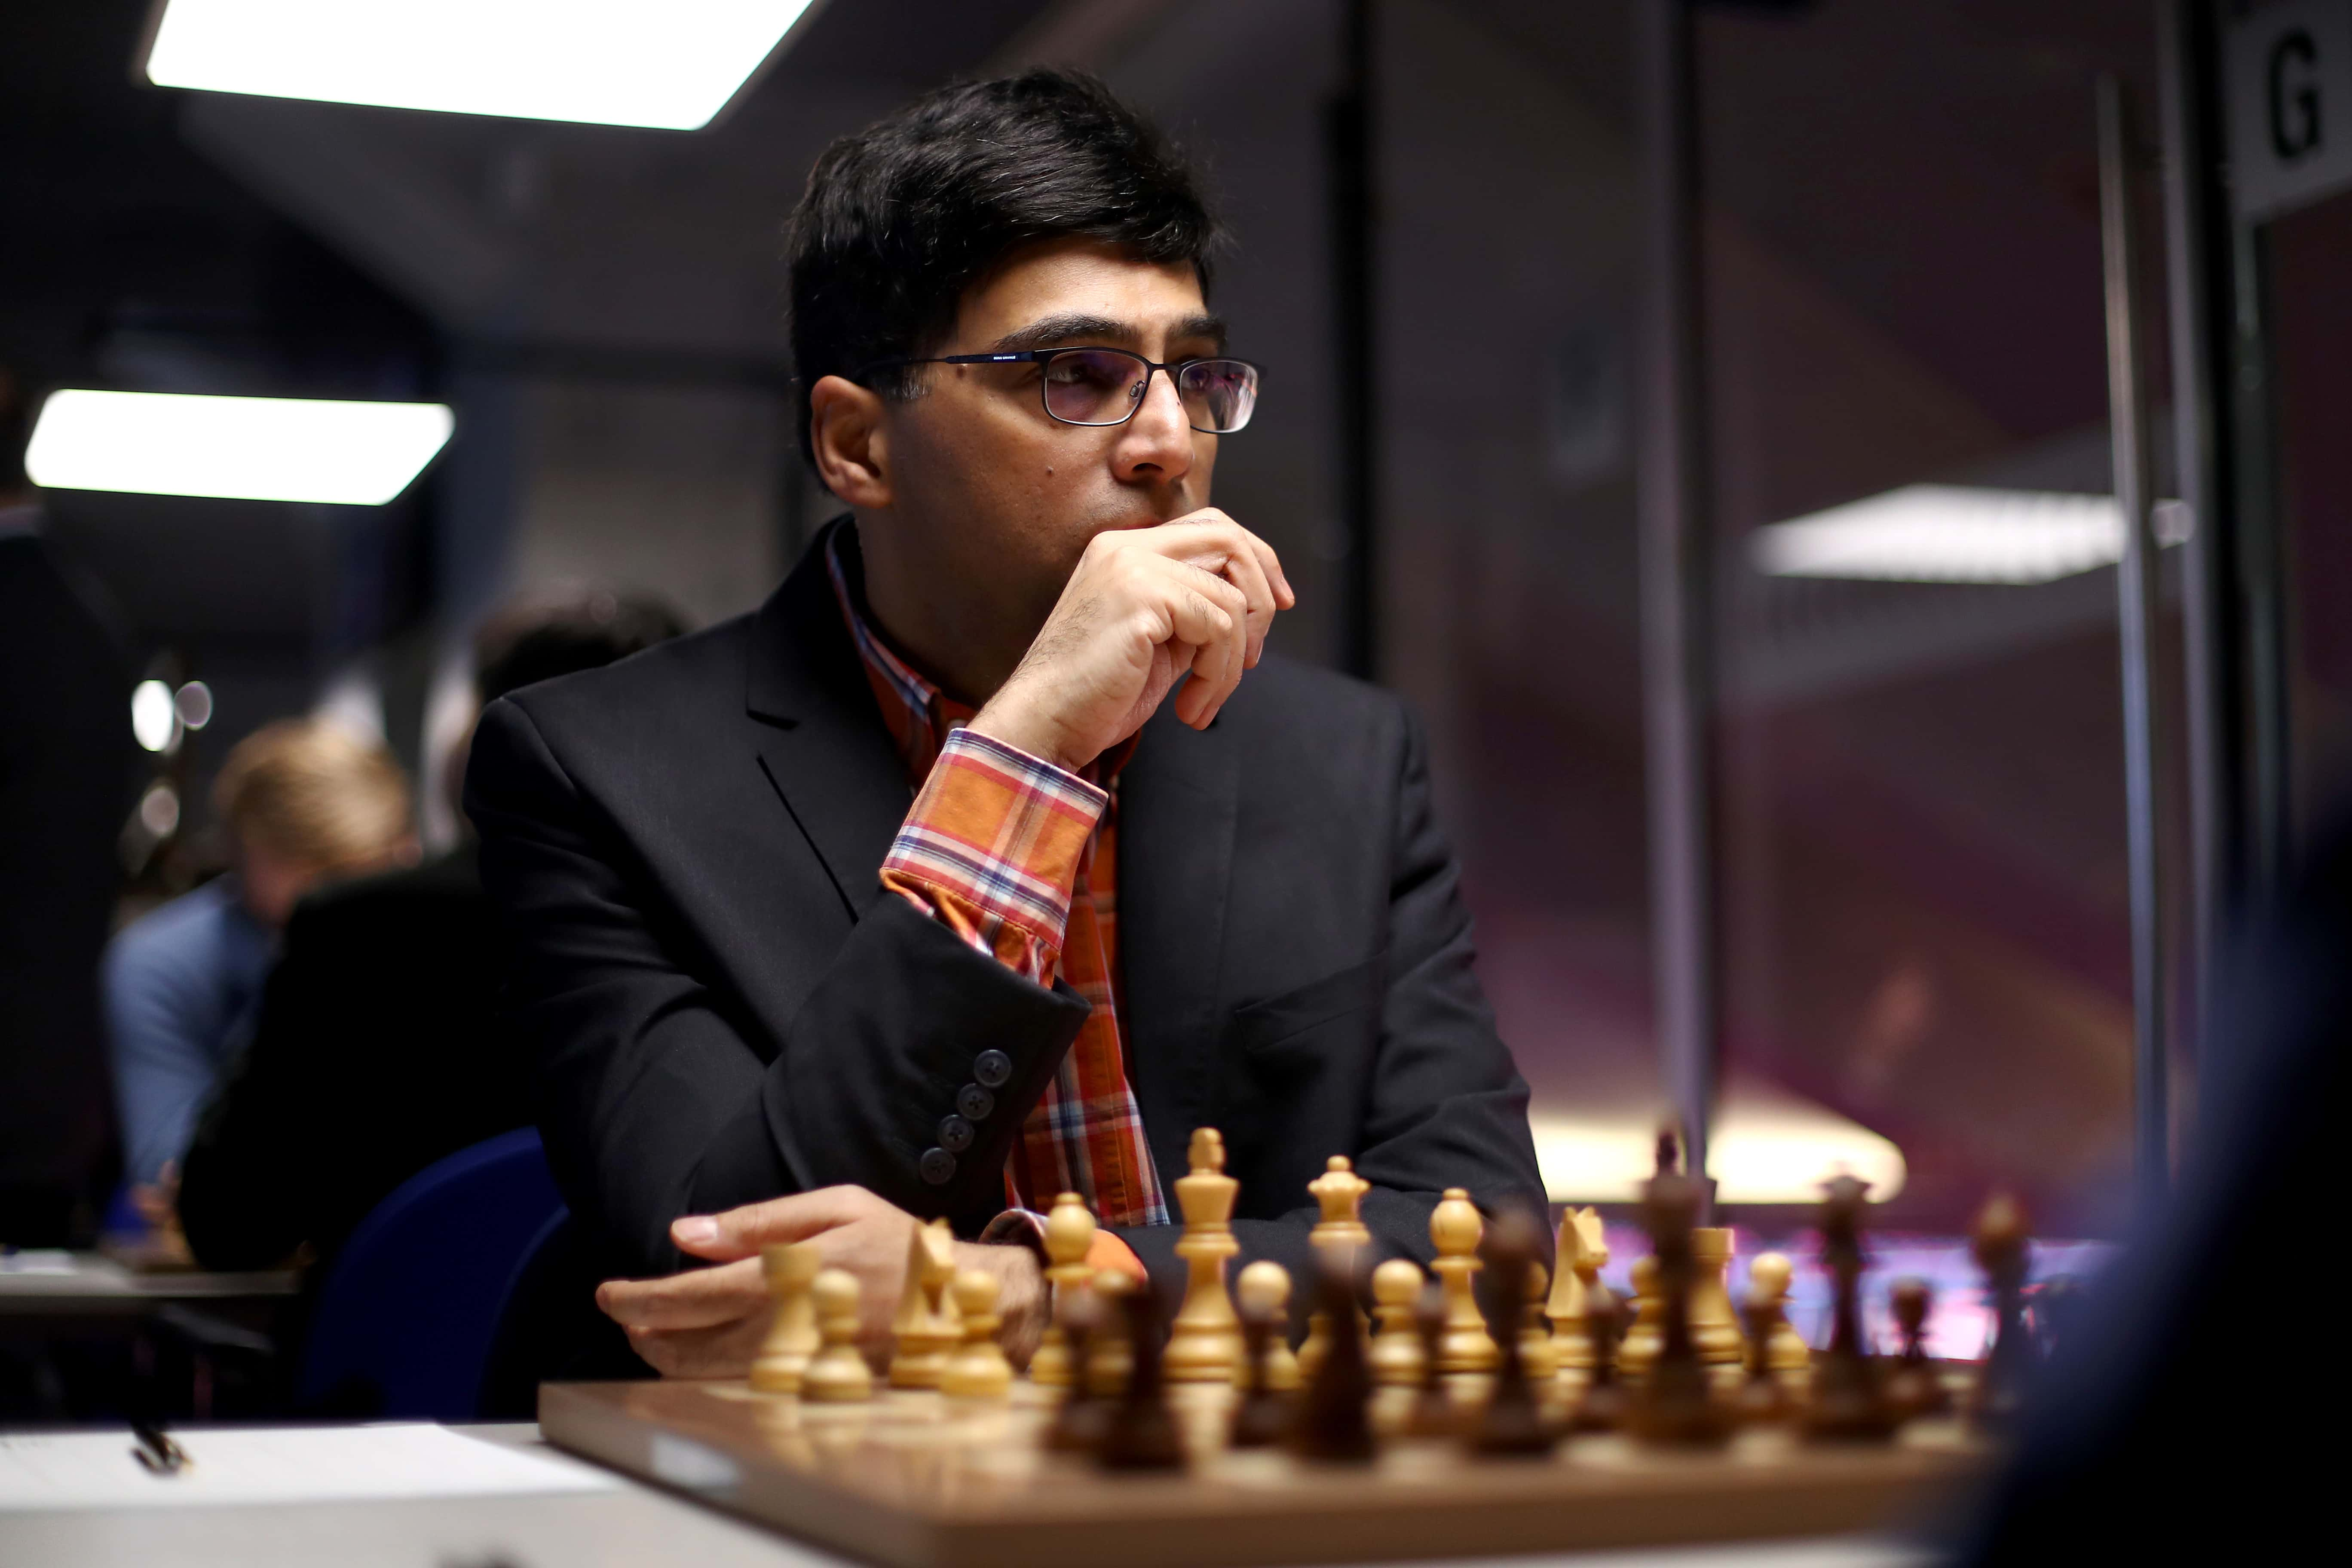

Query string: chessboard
[539,1376,1988,1568]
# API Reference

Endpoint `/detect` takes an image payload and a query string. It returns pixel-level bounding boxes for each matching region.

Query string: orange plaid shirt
[827,533,1170,1231]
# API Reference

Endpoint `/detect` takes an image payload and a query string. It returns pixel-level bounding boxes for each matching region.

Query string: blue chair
[297,1127,567,1421]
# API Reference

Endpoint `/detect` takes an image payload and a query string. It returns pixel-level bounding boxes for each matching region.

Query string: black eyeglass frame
[854,347,1263,433]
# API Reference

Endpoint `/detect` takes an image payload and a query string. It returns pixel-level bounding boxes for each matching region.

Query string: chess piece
[1430,1188,1499,1377]
[1618,1255,1663,1378]
[1547,1206,1607,1375]
[1166,1128,1243,1383]
[1367,1257,1427,1389]
[1885,1276,1949,1420]
[1097,1278,1184,1470]
[939,1268,1013,1399]
[1289,1254,1376,1462]
[1747,1252,1812,1379]
[1735,1282,1791,1425]
[1229,1292,1293,1449]
[1472,1210,1559,1456]
[1969,1191,2034,1432]
[750,1241,822,1395]
[1802,1174,1897,1443]
[1628,1155,1731,1447]
[1045,1288,1109,1452]
[1029,1191,1097,1389]
[888,1219,962,1389]
[1406,1280,1461,1439]
[1519,1259,1559,1385]
[1086,1269,1136,1397]
[801,1268,874,1403]
[1298,1156,1372,1381]
[1689,1227,1745,1368]
[1568,1282,1630,1433]
[1234,1261,1301,1390]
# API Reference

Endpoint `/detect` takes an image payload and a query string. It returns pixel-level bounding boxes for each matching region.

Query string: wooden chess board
[540,1378,1994,1567]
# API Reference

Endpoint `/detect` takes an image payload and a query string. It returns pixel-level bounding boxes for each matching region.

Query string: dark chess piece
[2029,1273,2084,1361]
[1046,1287,1109,1453]
[1229,1292,1292,1449]
[1885,1276,1949,1420]
[1096,1285,1184,1470]
[1969,1191,2034,1432]
[1802,1174,1899,1443]
[1288,1253,1376,1462]
[1406,1279,1461,1439]
[1472,1210,1559,1456]
[1735,1288,1790,1425]
[1629,1152,1732,1448]
[1569,1281,1630,1433]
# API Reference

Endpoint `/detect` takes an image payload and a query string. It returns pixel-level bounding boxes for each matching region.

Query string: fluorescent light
[1751,484,2185,585]
[26,391,453,505]
[1529,1101,1907,1206]
[143,0,821,130]
[131,681,178,753]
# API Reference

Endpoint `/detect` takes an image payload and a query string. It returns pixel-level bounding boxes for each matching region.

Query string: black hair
[784,69,1224,464]
[473,591,687,705]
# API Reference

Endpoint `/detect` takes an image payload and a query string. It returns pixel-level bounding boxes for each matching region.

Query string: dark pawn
[1046,1288,1110,1453]
[1406,1279,1461,1439]
[1629,1155,1732,1448]
[1289,1257,1376,1462]
[1229,1295,1293,1449]
[1803,1174,1899,1443]
[1886,1276,1949,1420]
[1736,1290,1790,1425]
[1472,1210,1559,1456]
[1569,1282,1631,1433]
[1096,1287,1183,1470]
[1969,1192,2034,1432]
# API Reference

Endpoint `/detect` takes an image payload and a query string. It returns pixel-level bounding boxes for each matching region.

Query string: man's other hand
[968,510,1293,773]
[593,1185,1045,1378]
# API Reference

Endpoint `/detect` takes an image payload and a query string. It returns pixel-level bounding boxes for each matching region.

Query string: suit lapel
[1116,699,1240,1187]
[744,523,910,921]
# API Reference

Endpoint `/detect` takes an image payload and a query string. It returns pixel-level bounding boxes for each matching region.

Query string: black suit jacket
[178,846,534,1272]
[465,524,1545,1303]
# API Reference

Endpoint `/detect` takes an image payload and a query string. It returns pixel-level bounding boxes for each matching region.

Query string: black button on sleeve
[918,1147,957,1185]
[956,1083,995,1121]
[973,1049,1013,1089]
[936,1115,974,1153]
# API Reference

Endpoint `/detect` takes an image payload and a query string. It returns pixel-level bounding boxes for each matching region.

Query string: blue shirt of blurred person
[104,879,273,1187]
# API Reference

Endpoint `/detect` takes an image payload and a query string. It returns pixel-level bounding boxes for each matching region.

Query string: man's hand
[593,1186,1045,1378]
[968,510,1294,772]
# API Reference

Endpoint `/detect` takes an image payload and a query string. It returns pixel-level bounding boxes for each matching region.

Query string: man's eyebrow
[986,311,1230,354]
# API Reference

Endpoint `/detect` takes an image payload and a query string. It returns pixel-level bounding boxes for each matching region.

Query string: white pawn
[939,1268,1013,1400]
[1234,1261,1301,1391]
[1368,1257,1427,1388]
[1431,1188,1498,1376]
[802,1269,873,1403]
[750,1241,822,1394]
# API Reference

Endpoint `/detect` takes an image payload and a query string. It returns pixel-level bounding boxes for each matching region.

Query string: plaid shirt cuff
[880,728,1107,981]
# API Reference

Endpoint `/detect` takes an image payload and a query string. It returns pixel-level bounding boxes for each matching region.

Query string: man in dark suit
[177,594,683,1274]
[466,70,1547,1376]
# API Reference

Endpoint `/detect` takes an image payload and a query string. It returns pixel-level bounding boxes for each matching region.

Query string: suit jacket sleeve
[466,697,1092,1275]
[1114,701,1549,1308]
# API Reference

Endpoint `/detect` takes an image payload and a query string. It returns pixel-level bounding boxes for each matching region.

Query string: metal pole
[2157,0,2236,1059]
[1329,0,1378,681]
[2096,74,2170,1213]
[1635,0,1718,1204]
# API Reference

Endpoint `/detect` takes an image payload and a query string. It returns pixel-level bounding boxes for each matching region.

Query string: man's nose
[1111,366,1194,482]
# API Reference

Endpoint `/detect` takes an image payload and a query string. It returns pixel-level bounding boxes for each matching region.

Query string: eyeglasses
[858,348,1261,434]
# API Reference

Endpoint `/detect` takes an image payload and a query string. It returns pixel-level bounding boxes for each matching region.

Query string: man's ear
[809,374,891,508]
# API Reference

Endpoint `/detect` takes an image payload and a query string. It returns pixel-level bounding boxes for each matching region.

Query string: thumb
[670,1188,864,1262]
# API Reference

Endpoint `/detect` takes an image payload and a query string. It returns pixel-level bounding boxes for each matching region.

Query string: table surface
[0,1251,298,1314]
[0,1422,1939,1568]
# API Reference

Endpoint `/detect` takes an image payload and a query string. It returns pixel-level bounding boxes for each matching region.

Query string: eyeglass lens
[1041,351,1258,433]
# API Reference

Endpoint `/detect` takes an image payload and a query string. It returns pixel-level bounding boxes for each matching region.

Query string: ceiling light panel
[27,390,454,505]
[1752,484,2132,585]
[144,0,821,130]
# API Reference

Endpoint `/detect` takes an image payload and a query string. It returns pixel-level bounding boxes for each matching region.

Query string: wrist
[967,692,1088,775]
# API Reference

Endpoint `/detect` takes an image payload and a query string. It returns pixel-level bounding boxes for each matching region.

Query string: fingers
[1155,510,1295,659]
[671,1183,876,1261]
[596,1256,766,1330]
[624,1311,770,1380]
[1148,562,1247,728]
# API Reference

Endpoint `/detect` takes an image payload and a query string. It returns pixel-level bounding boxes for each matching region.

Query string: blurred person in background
[0,367,135,1246]
[104,719,415,1247]
[178,592,684,1274]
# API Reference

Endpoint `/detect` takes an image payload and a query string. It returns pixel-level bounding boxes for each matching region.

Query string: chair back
[298,1127,564,1420]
